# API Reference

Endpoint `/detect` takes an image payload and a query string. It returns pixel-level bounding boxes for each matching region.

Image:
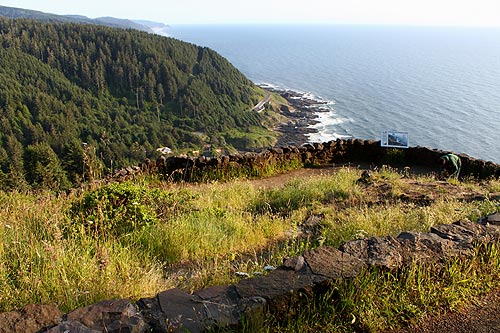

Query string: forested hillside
[0,5,153,32]
[0,18,272,190]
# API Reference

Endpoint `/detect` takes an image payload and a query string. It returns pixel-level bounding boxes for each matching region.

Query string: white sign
[156,146,173,154]
[381,131,409,148]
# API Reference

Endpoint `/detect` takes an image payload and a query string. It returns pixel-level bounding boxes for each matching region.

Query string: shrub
[67,182,167,238]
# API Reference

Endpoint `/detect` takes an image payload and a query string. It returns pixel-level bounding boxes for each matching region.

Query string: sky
[2,0,500,26]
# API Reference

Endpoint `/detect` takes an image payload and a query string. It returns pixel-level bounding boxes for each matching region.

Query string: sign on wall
[381,131,409,148]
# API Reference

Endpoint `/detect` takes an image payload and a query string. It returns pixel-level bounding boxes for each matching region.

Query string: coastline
[259,84,345,147]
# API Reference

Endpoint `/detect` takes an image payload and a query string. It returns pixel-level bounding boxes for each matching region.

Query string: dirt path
[247,163,433,190]
[248,165,341,190]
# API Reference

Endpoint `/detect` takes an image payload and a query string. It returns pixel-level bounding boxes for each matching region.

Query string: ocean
[169,24,500,163]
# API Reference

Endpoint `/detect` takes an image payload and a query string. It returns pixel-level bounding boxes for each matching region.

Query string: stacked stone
[110,139,500,183]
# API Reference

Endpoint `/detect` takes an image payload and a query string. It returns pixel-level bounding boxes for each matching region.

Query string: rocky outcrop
[7,214,499,333]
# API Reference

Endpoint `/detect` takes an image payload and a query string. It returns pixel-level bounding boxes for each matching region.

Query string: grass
[0,166,499,332]
[263,243,500,332]
[321,199,497,248]
[0,191,170,311]
[171,154,304,182]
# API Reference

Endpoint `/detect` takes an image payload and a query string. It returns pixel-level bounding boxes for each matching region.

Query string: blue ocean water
[169,25,500,163]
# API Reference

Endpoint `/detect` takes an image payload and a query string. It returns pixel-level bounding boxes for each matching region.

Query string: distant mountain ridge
[0,5,168,34]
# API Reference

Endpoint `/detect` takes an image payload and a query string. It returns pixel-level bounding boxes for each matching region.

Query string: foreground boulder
[47,299,147,333]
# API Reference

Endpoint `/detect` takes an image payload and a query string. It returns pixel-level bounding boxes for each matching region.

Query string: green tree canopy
[0,18,271,190]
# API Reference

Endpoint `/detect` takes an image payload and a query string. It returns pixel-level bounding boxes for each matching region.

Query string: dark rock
[243,152,257,161]
[193,285,241,329]
[303,246,366,279]
[46,320,100,333]
[229,153,242,162]
[456,219,500,242]
[156,288,205,332]
[340,236,404,270]
[65,299,147,333]
[136,296,166,332]
[236,268,325,317]
[138,289,208,332]
[313,143,324,151]
[485,212,500,225]
[356,170,373,185]
[0,304,62,333]
[282,255,306,272]
[156,155,167,166]
[302,151,313,162]
[397,231,473,264]
[302,143,315,151]
[236,269,316,300]
[239,296,267,317]
[270,148,283,155]
[431,222,479,243]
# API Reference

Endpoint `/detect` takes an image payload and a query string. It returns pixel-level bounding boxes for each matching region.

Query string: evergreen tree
[0,17,272,190]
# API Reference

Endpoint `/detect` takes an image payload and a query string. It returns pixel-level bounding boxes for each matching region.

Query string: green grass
[0,191,170,312]
[0,166,499,333]
[263,243,500,332]
[169,155,304,183]
[252,168,362,216]
[321,199,498,248]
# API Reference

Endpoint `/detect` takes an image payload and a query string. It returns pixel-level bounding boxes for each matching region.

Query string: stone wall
[107,139,500,183]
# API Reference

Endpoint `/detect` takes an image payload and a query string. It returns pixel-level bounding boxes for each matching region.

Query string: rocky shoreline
[259,85,332,147]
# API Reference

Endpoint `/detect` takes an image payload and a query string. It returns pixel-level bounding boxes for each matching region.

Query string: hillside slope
[0,5,153,32]
[0,18,271,190]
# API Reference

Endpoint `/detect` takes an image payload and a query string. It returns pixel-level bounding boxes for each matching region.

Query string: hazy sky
[2,0,500,26]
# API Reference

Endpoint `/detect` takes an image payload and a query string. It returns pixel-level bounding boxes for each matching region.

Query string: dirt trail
[248,165,341,190]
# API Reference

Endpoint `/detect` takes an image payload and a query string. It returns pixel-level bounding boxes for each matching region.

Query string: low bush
[67,182,170,238]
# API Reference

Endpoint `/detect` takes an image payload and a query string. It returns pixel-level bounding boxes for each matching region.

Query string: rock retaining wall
[108,139,500,183]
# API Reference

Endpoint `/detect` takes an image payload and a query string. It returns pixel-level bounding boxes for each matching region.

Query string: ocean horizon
[169,24,500,163]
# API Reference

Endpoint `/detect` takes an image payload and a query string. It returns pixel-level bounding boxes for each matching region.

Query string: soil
[385,288,500,333]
